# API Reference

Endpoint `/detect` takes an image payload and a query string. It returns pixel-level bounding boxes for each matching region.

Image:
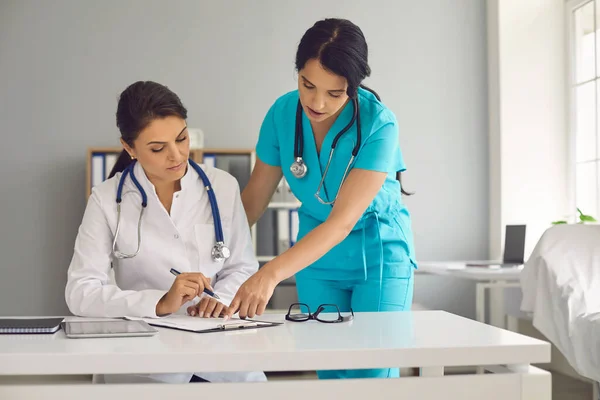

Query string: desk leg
[489,286,506,328]
[477,281,515,329]
[476,283,485,324]
[508,364,551,400]
[506,315,519,332]
[475,284,486,375]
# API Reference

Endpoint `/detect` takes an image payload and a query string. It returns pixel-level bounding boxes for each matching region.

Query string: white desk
[0,311,550,400]
[417,261,523,329]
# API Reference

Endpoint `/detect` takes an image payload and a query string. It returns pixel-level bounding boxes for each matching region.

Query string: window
[569,0,600,219]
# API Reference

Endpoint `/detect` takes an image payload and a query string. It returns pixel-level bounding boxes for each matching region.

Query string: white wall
[488,0,568,258]
[487,0,569,317]
[0,0,489,316]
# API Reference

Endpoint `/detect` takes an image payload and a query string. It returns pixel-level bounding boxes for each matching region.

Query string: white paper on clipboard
[124,315,279,333]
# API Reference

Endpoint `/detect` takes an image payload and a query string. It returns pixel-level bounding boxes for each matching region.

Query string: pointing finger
[227,297,241,318]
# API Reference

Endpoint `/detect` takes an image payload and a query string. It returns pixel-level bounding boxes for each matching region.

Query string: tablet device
[63,320,158,339]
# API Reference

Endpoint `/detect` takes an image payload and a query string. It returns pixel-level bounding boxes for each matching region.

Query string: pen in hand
[169,268,221,300]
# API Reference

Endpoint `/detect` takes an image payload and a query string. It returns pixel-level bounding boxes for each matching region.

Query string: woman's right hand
[156,272,213,316]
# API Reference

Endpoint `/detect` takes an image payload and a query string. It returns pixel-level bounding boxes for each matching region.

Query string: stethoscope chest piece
[290,157,308,178]
[212,242,231,262]
[291,97,361,205]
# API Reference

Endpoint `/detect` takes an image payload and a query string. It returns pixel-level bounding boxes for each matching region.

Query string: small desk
[417,261,523,329]
[0,311,550,399]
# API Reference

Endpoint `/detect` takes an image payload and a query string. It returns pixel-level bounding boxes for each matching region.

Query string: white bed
[520,224,600,392]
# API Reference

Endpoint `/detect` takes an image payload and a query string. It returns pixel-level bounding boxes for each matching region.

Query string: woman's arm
[212,181,260,305]
[263,168,386,282]
[65,190,167,318]
[241,158,283,227]
[227,168,387,318]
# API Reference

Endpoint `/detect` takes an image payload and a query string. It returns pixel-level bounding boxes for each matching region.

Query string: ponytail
[358,84,381,101]
[396,172,413,196]
[107,150,133,179]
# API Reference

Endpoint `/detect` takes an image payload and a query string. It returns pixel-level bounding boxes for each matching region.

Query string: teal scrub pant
[294,273,414,379]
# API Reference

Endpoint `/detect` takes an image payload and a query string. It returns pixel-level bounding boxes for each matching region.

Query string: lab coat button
[174,234,179,239]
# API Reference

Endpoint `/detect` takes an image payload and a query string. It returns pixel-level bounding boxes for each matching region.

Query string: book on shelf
[86,147,254,198]
[256,208,299,262]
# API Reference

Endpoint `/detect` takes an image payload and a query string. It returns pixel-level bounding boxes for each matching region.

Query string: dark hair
[295,18,413,196]
[107,81,188,179]
[295,18,371,99]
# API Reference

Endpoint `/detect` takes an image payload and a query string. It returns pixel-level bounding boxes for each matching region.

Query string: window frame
[566,0,600,221]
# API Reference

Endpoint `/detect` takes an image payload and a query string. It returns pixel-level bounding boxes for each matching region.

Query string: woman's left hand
[226,270,278,319]
[187,297,228,318]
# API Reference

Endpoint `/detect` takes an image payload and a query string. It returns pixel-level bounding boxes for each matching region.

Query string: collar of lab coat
[129,160,196,200]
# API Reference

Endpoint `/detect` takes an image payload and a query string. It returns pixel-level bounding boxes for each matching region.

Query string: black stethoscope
[290,97,362,205]
[112,159,230,262]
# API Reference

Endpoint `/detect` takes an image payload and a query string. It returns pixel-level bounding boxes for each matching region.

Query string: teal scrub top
[256,87,417,281]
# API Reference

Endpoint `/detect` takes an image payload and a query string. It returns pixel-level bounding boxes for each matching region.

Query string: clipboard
[124,315,282,334]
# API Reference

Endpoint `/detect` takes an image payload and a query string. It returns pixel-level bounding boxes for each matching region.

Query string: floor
[553,372,594,400]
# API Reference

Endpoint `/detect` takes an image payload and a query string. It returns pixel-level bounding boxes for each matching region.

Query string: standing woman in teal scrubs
[227,18,417,379]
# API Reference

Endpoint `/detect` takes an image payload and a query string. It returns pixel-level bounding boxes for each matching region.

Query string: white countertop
[0,311,549,375]
[417,261,523,281]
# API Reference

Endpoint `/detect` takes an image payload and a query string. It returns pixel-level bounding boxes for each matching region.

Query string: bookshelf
[85,147,254,198]
[87,146,300,309]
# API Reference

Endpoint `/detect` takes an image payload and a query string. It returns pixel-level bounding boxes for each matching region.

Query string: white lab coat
[65,161,266,383]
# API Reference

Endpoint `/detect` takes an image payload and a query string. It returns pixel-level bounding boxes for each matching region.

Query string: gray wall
[0,0,488,316]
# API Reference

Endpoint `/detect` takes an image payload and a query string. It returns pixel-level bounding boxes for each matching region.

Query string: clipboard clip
[218,322,259,330]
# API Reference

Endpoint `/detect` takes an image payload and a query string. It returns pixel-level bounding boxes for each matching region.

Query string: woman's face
[297,58,349,124]
[122,116,190,185]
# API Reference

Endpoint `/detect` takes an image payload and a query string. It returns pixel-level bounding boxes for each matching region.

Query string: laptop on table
[466,225,526,268]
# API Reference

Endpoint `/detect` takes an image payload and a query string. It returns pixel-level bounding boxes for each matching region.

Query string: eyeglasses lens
[288,303,311,321]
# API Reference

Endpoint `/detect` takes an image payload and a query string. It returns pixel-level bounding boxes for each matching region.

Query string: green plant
[552,208,597,225]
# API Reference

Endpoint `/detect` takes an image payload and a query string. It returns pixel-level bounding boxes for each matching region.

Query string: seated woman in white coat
[65,80,265,384]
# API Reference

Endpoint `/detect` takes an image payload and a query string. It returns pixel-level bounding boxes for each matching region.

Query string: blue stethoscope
[111,158,230,262]
[290,97,361,205]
